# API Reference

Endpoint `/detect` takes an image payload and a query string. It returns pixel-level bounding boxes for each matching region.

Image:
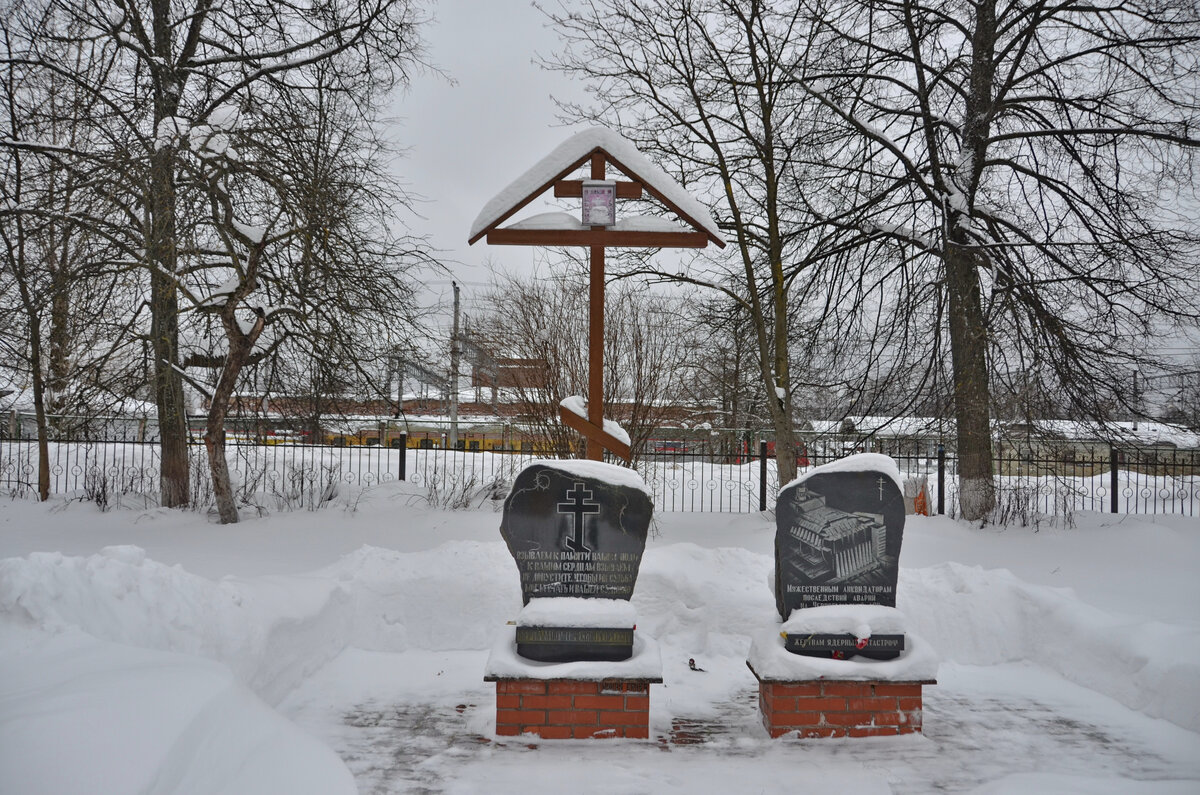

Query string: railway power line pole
[450,281,461,450]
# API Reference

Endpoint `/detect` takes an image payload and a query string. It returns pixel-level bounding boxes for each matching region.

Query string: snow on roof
[469,127,725,245]
[1021,419,1200,448]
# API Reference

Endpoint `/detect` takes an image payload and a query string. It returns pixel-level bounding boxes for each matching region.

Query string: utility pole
[449,281,461,450]
[1133,369,1140,431]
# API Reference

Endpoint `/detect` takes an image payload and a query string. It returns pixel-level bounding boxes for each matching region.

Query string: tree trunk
[9,213,51,501]
[148,145,190,507]
[945,242,995,520]
[147,0,191,507]
[204,315,264,524]
[947,0,998,521]
[204,426,237,524]
[29,319,50,502]
[47,218,72,417]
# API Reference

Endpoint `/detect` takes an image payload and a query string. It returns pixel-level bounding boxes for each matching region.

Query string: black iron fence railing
[2,431,1197,518]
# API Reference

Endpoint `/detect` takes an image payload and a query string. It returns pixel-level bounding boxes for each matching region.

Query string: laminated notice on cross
[581,180,616,226]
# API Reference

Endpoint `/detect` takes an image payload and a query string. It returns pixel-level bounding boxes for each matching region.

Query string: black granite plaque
[775,465,906,620]
[515,626,635,662]
[501,463,653,605]
[783,632,904,660]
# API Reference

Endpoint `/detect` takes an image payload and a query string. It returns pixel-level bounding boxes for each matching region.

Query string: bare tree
[171,66,432,524]
[0,6,141,499]
[794,0,1200,517]
[544,0,861,485]
[476,263,692,459]
[3,0,429,507]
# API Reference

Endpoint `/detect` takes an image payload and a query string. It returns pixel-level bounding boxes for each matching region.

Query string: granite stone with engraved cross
[774,454,907,660]
[500,460,653,661]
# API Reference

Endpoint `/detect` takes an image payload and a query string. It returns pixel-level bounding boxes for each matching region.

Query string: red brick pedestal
[487,678,657,739]
[755,677,934,738]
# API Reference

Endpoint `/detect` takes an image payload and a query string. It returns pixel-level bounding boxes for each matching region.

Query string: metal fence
[3,432,1198,518]
[0,438,408,511]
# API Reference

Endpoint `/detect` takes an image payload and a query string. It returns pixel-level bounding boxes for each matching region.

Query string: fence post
[937,443,945,515]
[399,434,407,481]
[1109,445,1118,514]
[759,439,768,512]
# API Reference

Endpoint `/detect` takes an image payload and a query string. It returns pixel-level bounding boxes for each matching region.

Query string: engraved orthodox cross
[557,481,600,553]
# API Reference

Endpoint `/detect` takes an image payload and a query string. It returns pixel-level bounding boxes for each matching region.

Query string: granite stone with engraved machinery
[775,454,908,660]
[500,460,653,662]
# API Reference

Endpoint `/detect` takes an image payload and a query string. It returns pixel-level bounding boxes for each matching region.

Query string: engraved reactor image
[784,486,888,585]
[774,461,906,617]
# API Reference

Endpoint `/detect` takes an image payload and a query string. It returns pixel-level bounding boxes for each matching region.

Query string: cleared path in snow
[282,654,1199,794]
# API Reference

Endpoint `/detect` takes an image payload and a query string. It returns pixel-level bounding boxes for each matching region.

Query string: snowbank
[0,625,354,795]
[900,562,1200,733]
[0,545,350,706]
[1,503,1198,792]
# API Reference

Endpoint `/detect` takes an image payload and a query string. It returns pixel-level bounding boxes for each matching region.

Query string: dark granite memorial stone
[782,632,905,660]
[774,462,906,621]
[500,462,653,661]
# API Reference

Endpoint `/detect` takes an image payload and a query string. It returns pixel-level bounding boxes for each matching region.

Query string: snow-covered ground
[1,480,1197,793]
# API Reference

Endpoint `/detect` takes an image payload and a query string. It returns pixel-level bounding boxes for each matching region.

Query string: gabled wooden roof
[468,127,726,249]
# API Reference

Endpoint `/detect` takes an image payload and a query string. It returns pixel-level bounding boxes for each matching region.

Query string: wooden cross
[469,133,724,462]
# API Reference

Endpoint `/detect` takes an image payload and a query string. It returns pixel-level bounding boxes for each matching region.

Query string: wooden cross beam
[553,180,643,199]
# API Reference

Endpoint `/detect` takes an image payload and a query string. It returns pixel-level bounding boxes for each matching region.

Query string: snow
[484,626,663,681]
[747,625,940,682]
[518,457,650,495]
[0,624,355,795]
[516,597,638,628]
[508,211,583,230]
[559,394,633,447]
[232,220,267,244]
[469,127,725,244]
[154,116,189,150]
[199,275,240,306]
[206,104,240,131]
[1,484,1198,792]
[780,603,910,638]
[782,451,905,494]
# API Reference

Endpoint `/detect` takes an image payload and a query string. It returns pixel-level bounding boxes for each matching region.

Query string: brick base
[493,679,652,739]
[757,680,931,738]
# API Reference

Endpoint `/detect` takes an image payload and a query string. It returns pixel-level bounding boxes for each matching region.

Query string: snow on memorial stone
[775,454,906,621]
[500,460,653,661]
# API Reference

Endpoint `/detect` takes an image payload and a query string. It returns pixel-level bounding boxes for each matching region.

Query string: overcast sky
[393,1,591,318]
